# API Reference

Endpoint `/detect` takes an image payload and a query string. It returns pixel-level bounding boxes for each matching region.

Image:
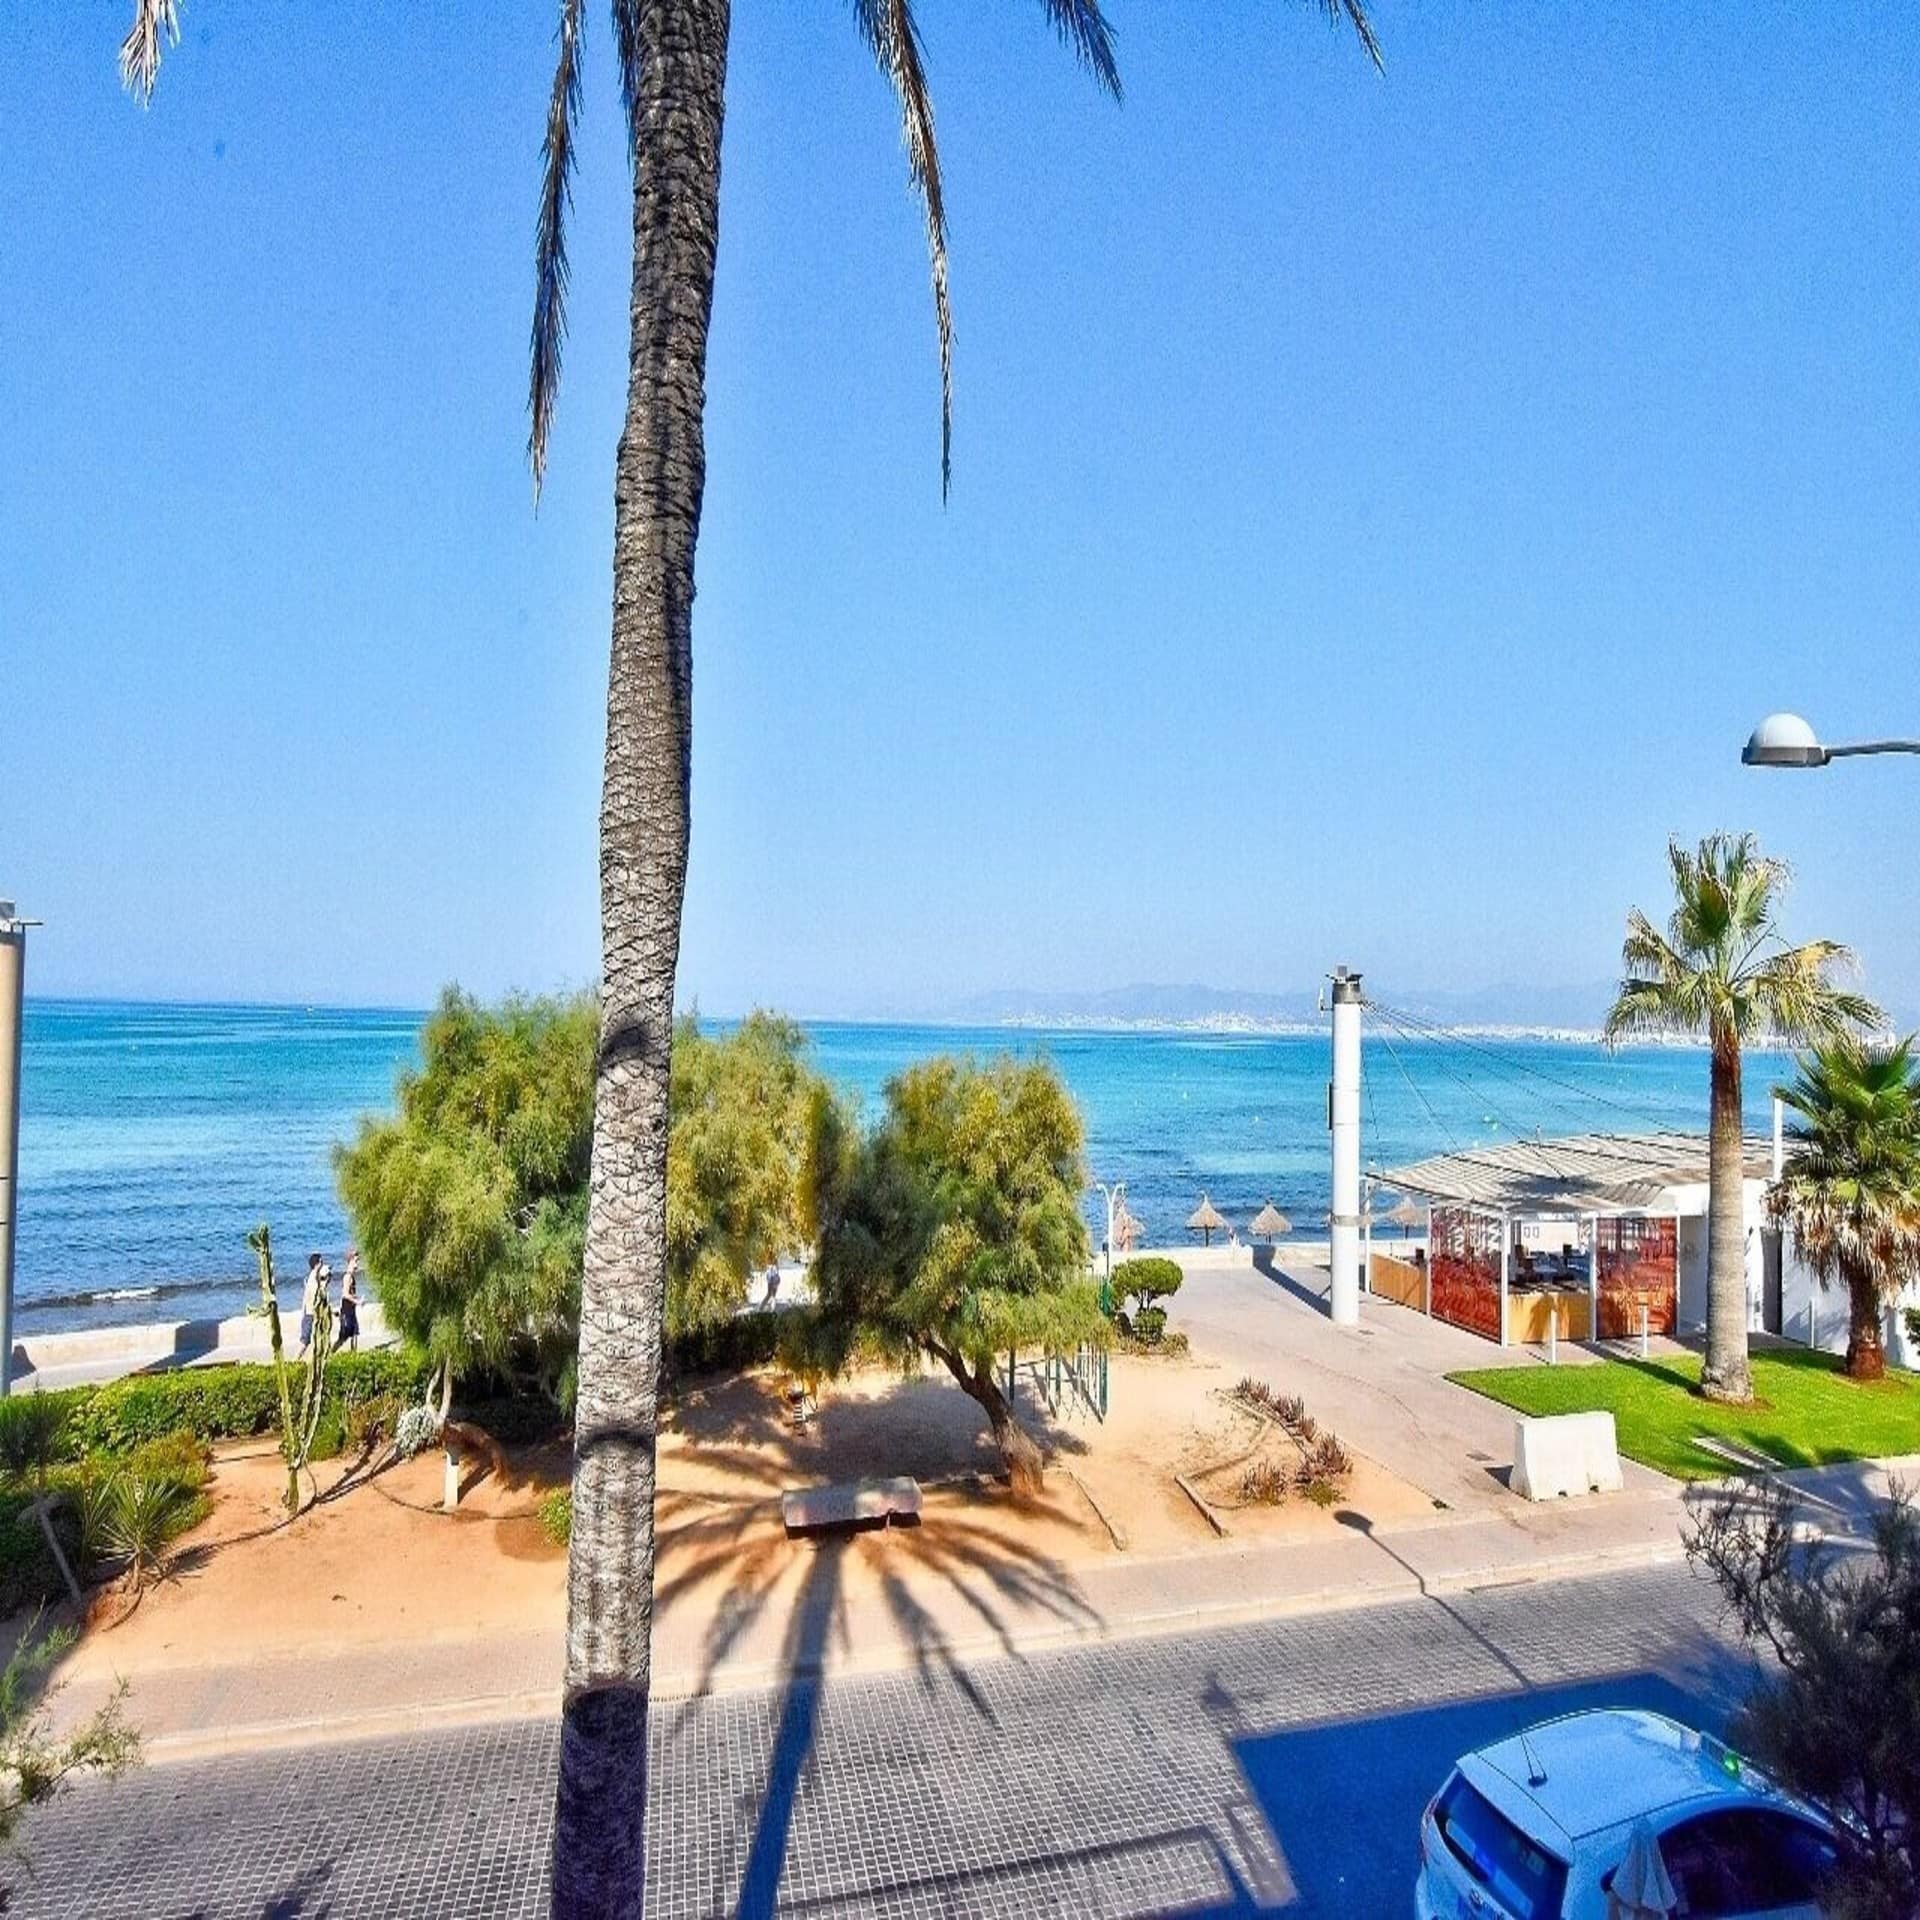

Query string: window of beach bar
[1595,1215,1677,1338]
[1430,1205,1503,1341]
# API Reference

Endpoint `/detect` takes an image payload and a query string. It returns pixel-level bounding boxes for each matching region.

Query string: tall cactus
[248,1223,334,1516]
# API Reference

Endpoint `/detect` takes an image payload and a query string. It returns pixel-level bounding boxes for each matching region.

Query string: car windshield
[1435,1774,1569,1920]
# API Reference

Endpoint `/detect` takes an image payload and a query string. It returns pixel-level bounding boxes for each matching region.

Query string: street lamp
[1743,712,1920,769]
[0,901,38,1400]
[1092,1178,1126,1284]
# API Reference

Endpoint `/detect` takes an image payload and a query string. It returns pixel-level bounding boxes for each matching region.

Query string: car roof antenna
[1519,1728,1549,1788]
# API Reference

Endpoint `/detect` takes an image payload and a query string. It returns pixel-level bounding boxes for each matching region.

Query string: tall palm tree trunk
[1702,1032,1754,1404]
[1844,1258,1887,1381]
[552,7,730,1915]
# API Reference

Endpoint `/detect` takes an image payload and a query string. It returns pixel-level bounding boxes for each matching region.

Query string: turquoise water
[13,1000,1789,1334]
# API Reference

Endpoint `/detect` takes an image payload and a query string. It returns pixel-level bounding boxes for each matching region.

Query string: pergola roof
[1381,1130,1775,1217]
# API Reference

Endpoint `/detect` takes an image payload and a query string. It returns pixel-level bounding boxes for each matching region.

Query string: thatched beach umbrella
[1186,1194,1227,1247]
[1383,1197,1423,1240]
[1249,1200,1291,1243]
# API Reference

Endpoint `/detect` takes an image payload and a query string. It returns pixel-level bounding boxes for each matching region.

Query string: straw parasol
[1186,1194,1227,1247]
[1249,1200,1291,1243]
[1383,1197,1423,1239]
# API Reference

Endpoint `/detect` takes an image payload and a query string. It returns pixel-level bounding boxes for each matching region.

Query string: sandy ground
[51,1348,1432,1694]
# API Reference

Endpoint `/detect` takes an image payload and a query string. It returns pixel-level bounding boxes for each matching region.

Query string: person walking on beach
[339,1250,362,1353]
[299,1253,329,1356]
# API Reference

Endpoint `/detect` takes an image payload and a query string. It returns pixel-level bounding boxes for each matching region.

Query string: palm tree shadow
[674,1491,1102,1917]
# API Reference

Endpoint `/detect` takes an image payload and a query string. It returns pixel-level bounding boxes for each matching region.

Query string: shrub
[343,1394,398,1458]
[0,1487,82,1615]
[0,1392,70,1486]
[102,1470,203,1587]
[395,1404,440,1460]
[1111,1258,1183,1320]
[123,1432,210,1491]
[1235,1377,1277,1412]
[1239,1461,1290,1506]
[1297,1433,1353,1506]
[669,1309,785,1378]
[61,1349,434,1458]
[538,1488,572,1547]
[1133,1306,1168,1344]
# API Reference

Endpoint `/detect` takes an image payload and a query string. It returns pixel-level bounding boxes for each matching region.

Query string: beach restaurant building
[1374,1129,1920,1366]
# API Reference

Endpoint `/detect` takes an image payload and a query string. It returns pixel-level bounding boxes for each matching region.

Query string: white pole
[1498,1214,1510,1348]
[1640,1303,1650,1359]
[1328,968,1363,1326]
[1772,1096,1785,1181]
[0,906,26,1400]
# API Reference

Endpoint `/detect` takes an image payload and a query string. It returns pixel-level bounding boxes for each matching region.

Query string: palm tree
[115,3,1383,1909]
[1605,834,1877,1405]
[1772,1037,1920,1381]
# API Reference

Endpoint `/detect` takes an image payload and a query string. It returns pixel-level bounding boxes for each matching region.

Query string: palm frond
[612,0,647,162]
[1038,1,1123,97]
[1312,0,1385,73]
[853,0,954,497]
[118,0,180,106]
[528,0,586,499]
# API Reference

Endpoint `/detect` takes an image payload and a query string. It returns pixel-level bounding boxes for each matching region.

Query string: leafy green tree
[338,996,818,1401]
[803,1056,1104,1493]
[337,990,595,1408]
[1110,1256,1183,1336]
[119,1,1383,1903]
[1690,1479,1920,1919]
[1771,1038,1920,1381]
[1605,835,1877,1403]
[666,1012,817,1339]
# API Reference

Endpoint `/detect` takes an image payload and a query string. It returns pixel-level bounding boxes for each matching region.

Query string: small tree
[1771,1037,1920,1381]
[1110,1257,1183,1341]
[0,1614,139,1853]
[336,990,595,1409]
[1689,1478,1920,1918]
[665,1012,820,1340]
[804,1056,1106,1494]
[338,995,820,1406]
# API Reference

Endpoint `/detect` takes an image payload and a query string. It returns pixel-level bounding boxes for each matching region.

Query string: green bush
[1133,1306,1168,1344]
[669,1309,785,1378]
[0,1486,81,1615]
[538,1488,572,1547]
[61,1348,436,1458]
[1110,1257,1183,1319]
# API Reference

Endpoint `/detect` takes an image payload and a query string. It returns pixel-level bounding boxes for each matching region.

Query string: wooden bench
[781,1476,923,1536]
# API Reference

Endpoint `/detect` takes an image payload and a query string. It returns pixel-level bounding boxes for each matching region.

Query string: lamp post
[1092,1179,1126,1284]
[0,902,37,1400]
[1743,713,1920,769]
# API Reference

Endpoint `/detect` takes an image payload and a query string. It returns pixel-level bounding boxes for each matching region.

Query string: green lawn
[1447,1347,1920,1481]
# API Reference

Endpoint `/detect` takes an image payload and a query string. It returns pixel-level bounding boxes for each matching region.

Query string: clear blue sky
[5,5,1918,1020]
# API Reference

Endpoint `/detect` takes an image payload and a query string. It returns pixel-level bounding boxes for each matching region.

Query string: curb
[127,1531,1694,1765]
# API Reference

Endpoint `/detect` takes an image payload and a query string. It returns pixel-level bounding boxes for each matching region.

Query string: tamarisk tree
[803,1056,1105,1493]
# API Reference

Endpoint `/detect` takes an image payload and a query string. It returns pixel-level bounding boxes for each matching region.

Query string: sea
[9,1000,1795,1337]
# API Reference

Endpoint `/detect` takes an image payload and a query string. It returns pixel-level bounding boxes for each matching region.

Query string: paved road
[10,1562,1754,1918]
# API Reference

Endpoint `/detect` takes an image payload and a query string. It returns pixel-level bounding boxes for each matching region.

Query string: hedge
[668,1308,785,1377]
[50,1349,437,1459]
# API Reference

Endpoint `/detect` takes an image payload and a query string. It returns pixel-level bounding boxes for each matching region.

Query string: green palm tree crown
[1603,834,1879,1055]
[1772,1037,1920,1293]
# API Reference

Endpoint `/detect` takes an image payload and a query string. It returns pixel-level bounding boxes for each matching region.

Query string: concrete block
[1511,1411,1623,1501]
[782,1476,922,1535]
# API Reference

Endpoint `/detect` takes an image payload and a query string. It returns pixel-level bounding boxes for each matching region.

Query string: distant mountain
[946,983,1324,1028]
